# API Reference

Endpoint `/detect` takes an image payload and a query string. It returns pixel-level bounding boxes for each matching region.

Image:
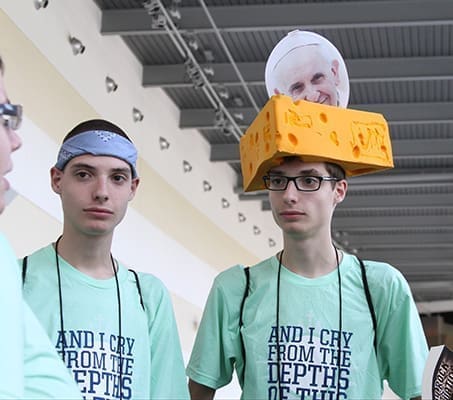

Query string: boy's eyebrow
[68,162,96,171]
[69,162,131,175]
[111,167,132,176]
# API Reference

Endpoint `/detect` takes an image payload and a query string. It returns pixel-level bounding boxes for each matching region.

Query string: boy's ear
[128,177,140,201]
[334,179,348,206]
[50,167,63,194]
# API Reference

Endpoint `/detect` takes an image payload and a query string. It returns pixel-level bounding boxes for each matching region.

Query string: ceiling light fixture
[169,3,181,20]
[233,112,244,121]
[105,76,118,93]
[132,107,144,122]
[233,96,245,107]
[169,7,181,20]
[221,121,234,137]
[183,160,192,173]
[217,86,229,100]
[151,13,166,29]
[238,213,246,223]
[188,37,199,51]
[185,59,204,89]
[203,180,212,192]
[159,136,170,150]
[253,225,261,235]
[221,198,230,209]
[143,0,160,14]
[214,108,226,128]
[68,36,85,55]
[203,65,215,77]
[269,238,276,247]
[34,0,49,9]
[203,49,215,63]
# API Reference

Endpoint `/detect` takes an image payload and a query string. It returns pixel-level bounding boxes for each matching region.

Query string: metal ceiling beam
[332,231,453,246]
[332,214,453,229]
[182,102,453,130]
[262,198,453,211]
[417,300,453,314]
[358,246,453,261]
[399,260,453,269]
[101,1,453,35]
[335,206,453,218]
[143,63,262,87]
[340,192,453,208]
[210,138,453,162]
[143,57,453,87]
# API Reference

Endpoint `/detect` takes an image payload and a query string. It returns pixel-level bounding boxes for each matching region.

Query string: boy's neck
[54,231,116,279]
[281,234,341,278]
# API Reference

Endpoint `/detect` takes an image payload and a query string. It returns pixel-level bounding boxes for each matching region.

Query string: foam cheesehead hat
[240,95,394,192]
[55,119,138,178]
[265,30,350,108]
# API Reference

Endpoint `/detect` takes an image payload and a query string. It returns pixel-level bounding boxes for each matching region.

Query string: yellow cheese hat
[265,30,350,108]
[240,95,394,192]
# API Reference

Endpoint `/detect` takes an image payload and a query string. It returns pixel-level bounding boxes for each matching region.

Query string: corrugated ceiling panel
[95,0,174,9]
[124,35,185,65]
[391,123,453,140]
[395,157,453,169]
[164,87,212,108]
[336,206,453,218]
[180,0,366,6]
[324,26,453,58]
[350,81,453,104]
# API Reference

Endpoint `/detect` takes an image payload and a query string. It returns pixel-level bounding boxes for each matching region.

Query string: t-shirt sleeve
[22,302,82,399]
[0,234,24,398]
[376,268,428,399]
[0,233,81,399]
[145,277,189,400]
[186,266,245,390]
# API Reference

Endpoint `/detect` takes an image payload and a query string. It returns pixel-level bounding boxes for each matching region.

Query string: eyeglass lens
[0,103,23,130]
[265,176,322,191]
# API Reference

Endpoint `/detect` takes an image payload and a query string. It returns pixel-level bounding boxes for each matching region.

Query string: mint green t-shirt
[0,233,81,399]
[22,244,189,400]
[187,253,428,400]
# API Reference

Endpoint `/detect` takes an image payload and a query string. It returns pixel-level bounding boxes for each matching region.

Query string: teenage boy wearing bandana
[21,119,189,400]
[186,31,428,400]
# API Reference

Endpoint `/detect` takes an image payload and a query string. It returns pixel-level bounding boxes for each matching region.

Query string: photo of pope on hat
[265,30,350,108]
[239,30,394,192]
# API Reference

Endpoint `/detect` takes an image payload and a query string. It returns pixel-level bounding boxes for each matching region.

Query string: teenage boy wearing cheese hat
[186,30,428,400]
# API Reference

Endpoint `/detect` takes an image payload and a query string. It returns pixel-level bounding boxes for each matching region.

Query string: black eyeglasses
[0,103,23,130]
[263,175,341,192]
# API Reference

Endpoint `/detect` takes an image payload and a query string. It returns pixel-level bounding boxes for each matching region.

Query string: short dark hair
[277,156,346,180]
[63,119,132,143]
[325,162,346,180]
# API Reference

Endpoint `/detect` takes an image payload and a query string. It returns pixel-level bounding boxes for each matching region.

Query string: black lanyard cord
[54,237,123,400]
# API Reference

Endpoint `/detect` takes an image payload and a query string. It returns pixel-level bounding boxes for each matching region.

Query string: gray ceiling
[93,0,453,310]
